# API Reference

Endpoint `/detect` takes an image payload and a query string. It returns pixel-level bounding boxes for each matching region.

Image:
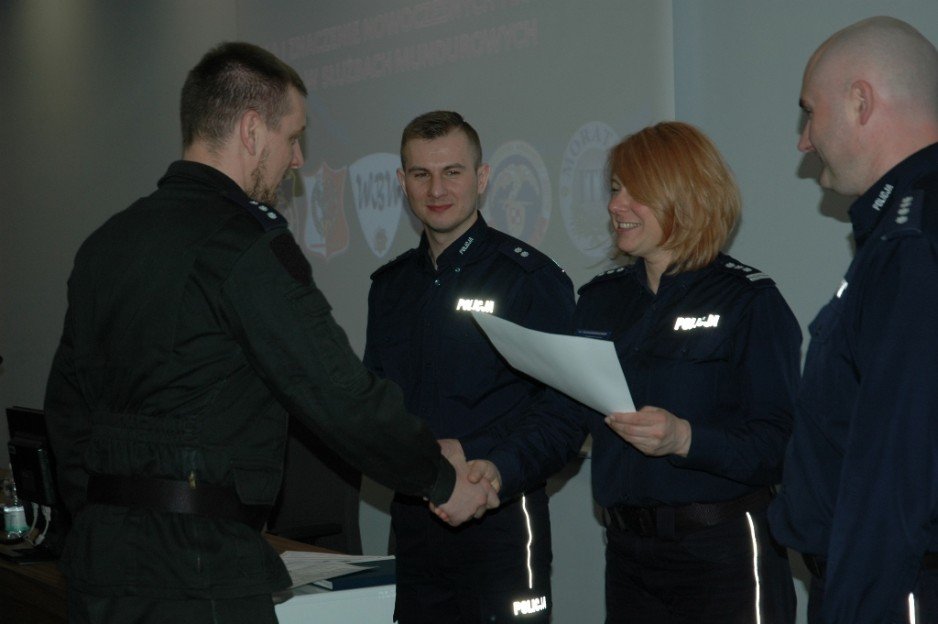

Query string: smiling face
[797,50,867,196]
[608,175,671,269]
[248,86,306,206]
[398,129,490,258]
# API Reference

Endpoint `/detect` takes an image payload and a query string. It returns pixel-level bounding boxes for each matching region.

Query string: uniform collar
[631,255,713,295]
[418,212,490,271]
[849,142,938,244]
[159,160,250,200]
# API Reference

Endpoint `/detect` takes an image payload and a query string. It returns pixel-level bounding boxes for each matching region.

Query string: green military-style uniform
[44,161,455,617]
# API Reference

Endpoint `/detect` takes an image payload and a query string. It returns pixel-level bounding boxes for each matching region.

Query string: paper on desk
[280,551,394,589]
[471,312,634,415]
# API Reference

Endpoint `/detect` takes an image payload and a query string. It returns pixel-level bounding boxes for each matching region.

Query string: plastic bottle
[3,467,28,541]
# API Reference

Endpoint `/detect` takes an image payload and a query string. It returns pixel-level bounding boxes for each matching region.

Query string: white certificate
[471,312,634,415]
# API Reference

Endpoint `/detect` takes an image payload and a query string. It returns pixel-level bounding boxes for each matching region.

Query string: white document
[280,551,393,589]
[471,312,634,415]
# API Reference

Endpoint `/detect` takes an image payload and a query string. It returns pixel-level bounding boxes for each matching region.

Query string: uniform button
[454,267,461,273]
[433,279,441,286]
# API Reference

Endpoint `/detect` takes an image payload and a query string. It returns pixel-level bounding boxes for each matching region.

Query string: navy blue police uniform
[770,143,938,624]
[44,161,457,623]
[364,214,585,624]
[575,252,801,624]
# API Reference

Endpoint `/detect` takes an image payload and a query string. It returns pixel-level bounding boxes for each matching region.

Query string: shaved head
[808,16,938,118]
[799,17,938,195]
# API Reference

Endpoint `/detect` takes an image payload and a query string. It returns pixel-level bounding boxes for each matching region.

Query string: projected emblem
[559,121,619,259]
[482,140,551,246]
[302,163,350,261]
[349,153,405,258]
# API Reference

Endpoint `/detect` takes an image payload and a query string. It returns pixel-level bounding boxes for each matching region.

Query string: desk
[0,547,67,624]
[0,534,392,624]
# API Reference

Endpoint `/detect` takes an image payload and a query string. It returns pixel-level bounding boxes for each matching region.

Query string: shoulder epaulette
[577,264,631,295]
[370,247,420,280]
[715,258,776,288]
[881,189,924,240]
[220,191,287,232]
[497,240,555,273]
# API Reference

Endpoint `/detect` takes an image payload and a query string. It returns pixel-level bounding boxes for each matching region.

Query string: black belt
[605,488,772,538]
[803,552,938,579]
[87,474,270,531]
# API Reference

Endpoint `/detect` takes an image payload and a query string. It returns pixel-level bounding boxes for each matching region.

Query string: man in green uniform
[43,42,497,624]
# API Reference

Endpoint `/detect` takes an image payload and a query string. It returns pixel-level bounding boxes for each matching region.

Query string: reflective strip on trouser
[510,495,548,618]
[909,592,918,624]
[745,512,762,624]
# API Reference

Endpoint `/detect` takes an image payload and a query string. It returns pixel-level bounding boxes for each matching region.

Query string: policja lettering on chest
[456,298,496,314]
[673,314,720,331]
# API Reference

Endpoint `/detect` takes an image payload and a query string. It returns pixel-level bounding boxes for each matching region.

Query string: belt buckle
[636,507,656,537]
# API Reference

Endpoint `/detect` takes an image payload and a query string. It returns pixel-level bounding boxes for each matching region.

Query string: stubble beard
[249,148,280,207]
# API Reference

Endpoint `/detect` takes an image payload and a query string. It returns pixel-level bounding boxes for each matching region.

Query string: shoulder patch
[269,233,312,285]
[370,247,419,281]
[577,264,631,295]
[716,259,776,287]
[497,240,553,273]
[881,190,924,240]
[220,190,288,232]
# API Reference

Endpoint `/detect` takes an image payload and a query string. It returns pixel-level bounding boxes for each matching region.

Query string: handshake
[430,438,502,527]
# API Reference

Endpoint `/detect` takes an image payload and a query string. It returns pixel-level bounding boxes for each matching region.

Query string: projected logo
[277,170,306,230]
[302,163,350,261]
[349,153,405,258]
[482,140,551,246]
[559,121,619,259]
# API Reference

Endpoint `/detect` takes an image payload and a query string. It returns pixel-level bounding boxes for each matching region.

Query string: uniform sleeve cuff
[426,457,456,506]
[485,450,522,500]
[668,425,724,471]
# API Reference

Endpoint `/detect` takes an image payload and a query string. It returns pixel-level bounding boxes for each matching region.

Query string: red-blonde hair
[608,121,741,274]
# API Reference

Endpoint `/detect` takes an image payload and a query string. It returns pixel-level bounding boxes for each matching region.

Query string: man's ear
[476,163,491,195]
[239,109,263,156]
[397,167,407,194]
[852,80,875,126]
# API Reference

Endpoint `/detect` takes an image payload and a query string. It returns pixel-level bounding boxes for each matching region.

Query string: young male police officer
[44,44,496,624]
[364,111,585,623]
[769,16,938,624]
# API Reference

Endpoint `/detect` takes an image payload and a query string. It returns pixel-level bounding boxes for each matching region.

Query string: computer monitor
[6,406,58,508]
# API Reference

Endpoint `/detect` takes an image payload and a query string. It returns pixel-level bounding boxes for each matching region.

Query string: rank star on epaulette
[723,261,770,282]
[896,195,913,224]
[723,261,752,273]
[250,200,279,221]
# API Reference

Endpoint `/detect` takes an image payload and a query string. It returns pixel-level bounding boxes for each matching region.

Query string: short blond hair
[608,121,740,274]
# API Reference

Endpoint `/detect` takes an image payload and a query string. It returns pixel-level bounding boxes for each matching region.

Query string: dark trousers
[605,509,795,624]
[808,568,938,624]
[66,588,278,624]
[391,488,552,624]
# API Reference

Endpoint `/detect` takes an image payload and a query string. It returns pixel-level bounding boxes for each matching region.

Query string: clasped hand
[429,439,502,526]
[605,405,692,457]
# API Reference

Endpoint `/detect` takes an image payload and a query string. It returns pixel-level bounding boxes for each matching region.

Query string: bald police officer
[770,17,938,624]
